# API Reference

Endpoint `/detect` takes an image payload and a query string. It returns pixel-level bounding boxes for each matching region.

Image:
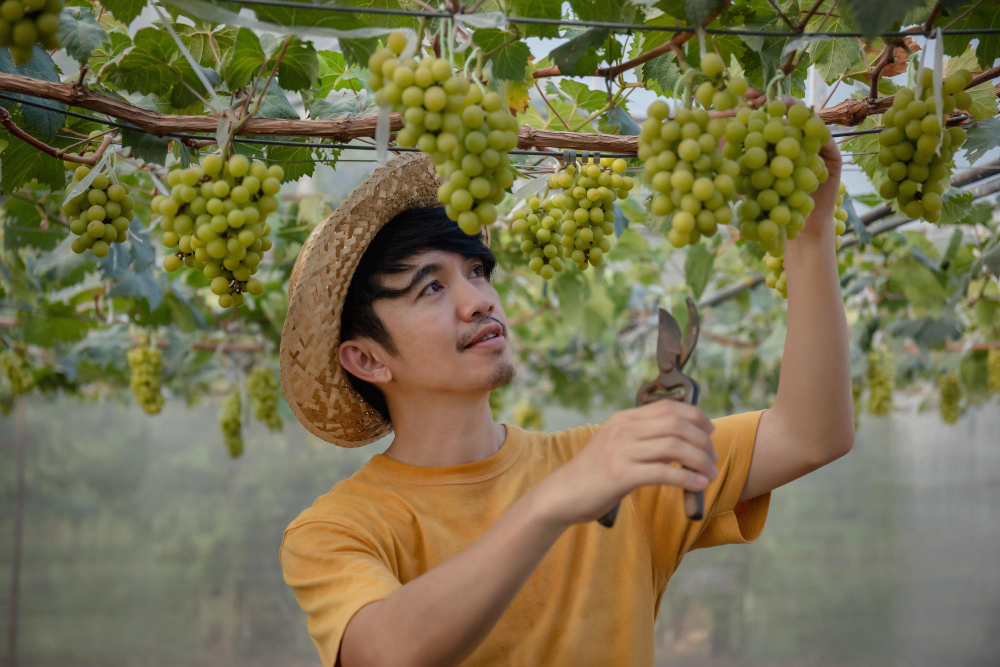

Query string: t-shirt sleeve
[279,519,402,667]
[628,408,771,577]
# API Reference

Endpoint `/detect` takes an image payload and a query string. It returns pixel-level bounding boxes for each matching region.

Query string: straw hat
[279,152,491,448]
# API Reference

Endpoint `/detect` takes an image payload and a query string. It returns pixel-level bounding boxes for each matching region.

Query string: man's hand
[533,401,718,529]
[780,96,843,240]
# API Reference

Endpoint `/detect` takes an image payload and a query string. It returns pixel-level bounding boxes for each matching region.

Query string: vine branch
[0,107,115,165]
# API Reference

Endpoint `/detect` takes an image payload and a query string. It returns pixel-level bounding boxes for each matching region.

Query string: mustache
[459,317,507,350]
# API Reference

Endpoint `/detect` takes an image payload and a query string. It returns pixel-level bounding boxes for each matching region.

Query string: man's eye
[422,281,441,295]
[472,264,484,277]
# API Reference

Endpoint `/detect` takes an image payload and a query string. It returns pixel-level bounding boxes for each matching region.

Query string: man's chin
[485,360,516,391]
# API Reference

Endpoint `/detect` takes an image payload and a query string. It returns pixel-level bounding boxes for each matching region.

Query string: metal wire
[225,0,1000,38]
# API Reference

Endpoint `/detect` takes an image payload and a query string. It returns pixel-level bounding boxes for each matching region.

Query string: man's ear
[339,339,392,384]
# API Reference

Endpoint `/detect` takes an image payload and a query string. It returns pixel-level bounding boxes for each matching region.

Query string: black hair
[340,206,498,422]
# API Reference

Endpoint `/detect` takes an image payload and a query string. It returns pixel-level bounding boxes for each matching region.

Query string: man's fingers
[630,416,716,459]
[629,438,718,480]
[633,399,714,434]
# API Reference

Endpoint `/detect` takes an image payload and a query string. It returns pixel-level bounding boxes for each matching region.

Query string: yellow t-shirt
[280,409,770,666]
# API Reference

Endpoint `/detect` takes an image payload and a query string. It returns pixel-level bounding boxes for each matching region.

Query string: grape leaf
[550,28,608,77]
[58,7,110,64]
[308,95,377,120]
[224,31,317,92]
[107,268,165,311]
[265,142,315,183]
[510,0,563,38]
[0,131,65,194]
[473,29,530,81]
[841,0,915,41]
[256,85,299,120]
[0,47,66,141]
[941,3,1000,70]
[316,51,360,99]
[641,53,682,97]
[890,316,963,349]
[810,14,865,84]
[603,106,640,136]
[568,0,635,23]
[121,126,169,165]
[107,28,181,96]
[685,242,715,299]
[843,196,870,244]
[223,28,263,90]
[963,118,1000,166]
[175,22,237,69]
[557,80,606,113]
[101,0,148,26]
[266,37,319,92]
[1,195,65,251]
[682,0,726,25]
[22,304,96,346]
[938,188,974,226]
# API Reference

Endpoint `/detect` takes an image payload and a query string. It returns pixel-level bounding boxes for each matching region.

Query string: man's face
[370,249,515,398]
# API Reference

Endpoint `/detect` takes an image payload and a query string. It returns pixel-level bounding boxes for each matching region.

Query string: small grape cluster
[866,347,895,417]
[763,182,847,298]
[0,0,62,66]
[510,158,631,278]
[987,349,1000,396]
[692,53,748,111]
[877,69,973,223]
[513,402,543,430]
[729,100,832,258]
[127,341,164,415]
[154,153,280,308]
[63,146,136,258]
[0,348,34,394]
[247,366,282,432]
[937,371,963,425]
[368,31,518,236]
[220,388,243,458]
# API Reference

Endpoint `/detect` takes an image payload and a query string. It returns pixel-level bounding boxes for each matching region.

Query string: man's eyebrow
[382,262,444,300]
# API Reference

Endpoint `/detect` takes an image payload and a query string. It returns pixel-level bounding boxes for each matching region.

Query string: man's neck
[381,395,506,468]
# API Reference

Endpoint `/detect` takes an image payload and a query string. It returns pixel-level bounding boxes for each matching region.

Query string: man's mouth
[464,321,506,349]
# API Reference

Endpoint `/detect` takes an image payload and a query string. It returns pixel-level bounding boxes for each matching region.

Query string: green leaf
[316,50,359,99]
[682,0,725,25]
[843,196,870,244]
[256,85,299,120]
[888,257,949,311]
[941,4,1000,70]
[58,7,110,64]
[169,61,221,108]
[963,118,1000,166]
[939,187,974,226]
[107,28,181,96]
[841,118,883,187]
[557,80,606,113]
[604,106,640,135]
[107,269,165,311]
[270,37,319,92]
[265,142,315,183]
[550,28,608,77]
[308,95,377,120]
[223,28,264,91]
[1,194,65,251]
[0,132,65,194]
[569,0,635,23]
[101,0,148,26]
[175,22,237,69]
[121,127,169,165]
[22,306,96,346]
[473,29,530,81]
[890,316,963,349]
[810,16,864,83]
[641,53,682,96]
[984,243,1000,277]
[510,0,562,38]
[842,0,914,41]
[0,47,66,141]
[685,243,715,299]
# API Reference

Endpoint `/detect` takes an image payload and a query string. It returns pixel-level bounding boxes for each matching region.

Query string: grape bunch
[154,153,280,308]
[877,69,973,223]
[866,347,895,417]
[127,341,164,415]
[693,52,749,111]
[937,371,962,425]
[63,150,136,258]
[220,388,243,458]
[763,182,848,298]
[368,31,518,236]
[0,348,34,394]
[988,349,1000,396]
[729,100,832,258]
[510,158,630,278]
[0,0,62,66]
[639,102,740,249]
[247,366,282,432]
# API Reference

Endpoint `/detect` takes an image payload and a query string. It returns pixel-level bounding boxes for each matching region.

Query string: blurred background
[2,394,999,667]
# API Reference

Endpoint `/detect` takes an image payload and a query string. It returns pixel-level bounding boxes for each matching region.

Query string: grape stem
[0,108,116,166]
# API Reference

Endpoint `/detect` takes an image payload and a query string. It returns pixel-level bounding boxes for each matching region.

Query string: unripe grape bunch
[509,158,631,279]
[127,340,164,415]
[220,388,243,458]
[937,371,962,425]
[0,348,34,394]
[154,153,281,308]
[0,0,62,66]
[866,346,895,417]
[729,100,832,258]
[368,30,519,236]
[247,366,282,432]
[877,68,974,223]
[63,135,136,258]
[763,182,848,298]
[987,349,1000,396]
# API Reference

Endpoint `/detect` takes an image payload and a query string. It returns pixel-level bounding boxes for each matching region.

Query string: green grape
[126,340,164,415]
[154,152,282,308]
[877,69,975,222]
[937,372,963,425]
[866,347,895,416]
[513,402,543,430]
[63,139,132,258]
[508,158,626,277]
[0,0,62,65]
[219,388,243,458]
[0,348,34,394]
[987,349,1000,396]
[247,366,283,432]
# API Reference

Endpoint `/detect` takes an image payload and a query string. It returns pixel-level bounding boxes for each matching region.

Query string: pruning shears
[598,297,704,528]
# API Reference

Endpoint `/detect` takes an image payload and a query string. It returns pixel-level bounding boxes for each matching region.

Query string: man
[279,147,854,666]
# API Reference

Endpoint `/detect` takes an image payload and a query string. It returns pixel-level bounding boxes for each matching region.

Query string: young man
[279,149,854,667]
